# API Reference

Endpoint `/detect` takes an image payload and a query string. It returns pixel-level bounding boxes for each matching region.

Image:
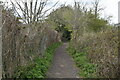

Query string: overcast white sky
[1,0,119,24]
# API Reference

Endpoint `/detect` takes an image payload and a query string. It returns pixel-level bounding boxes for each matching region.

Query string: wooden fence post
[0,5,3,79]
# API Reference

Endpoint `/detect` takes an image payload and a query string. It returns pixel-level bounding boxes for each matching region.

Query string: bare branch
[24,1,30,23]
[10,0,58,24]
[10,0,21,18]
[33,0,38,21]
[30,0,33,22]
[39,1,59,19]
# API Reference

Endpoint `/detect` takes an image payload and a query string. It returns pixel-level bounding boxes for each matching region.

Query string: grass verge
[14,42,62,78]
[67,46,97,78]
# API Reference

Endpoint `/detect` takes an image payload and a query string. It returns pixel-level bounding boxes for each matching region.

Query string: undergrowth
[14,42,62,78]
[69,27,118,78]
[67,46,97,78]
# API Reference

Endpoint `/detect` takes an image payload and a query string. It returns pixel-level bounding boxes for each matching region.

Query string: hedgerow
[69,27,118,78]
[14,42,62,78]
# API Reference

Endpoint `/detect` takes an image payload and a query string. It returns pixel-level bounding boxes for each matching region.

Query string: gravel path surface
[46,43,79,78]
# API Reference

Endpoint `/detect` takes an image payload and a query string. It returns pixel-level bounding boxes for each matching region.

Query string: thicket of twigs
[70,27,118,78]
[2,8,59,78]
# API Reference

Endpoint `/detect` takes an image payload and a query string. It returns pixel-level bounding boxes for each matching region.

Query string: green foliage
[14,42,62,78]
[48,4,109,43]
[67,47,97,78]
[88,18,108,32]
[47,6,74,42]
[48,6,73,30]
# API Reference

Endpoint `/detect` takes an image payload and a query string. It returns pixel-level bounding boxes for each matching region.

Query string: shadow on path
[46,43,79,78]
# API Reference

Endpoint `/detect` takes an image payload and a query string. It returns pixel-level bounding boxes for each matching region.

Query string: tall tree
[92,0,103,19]
[10,0,58,24]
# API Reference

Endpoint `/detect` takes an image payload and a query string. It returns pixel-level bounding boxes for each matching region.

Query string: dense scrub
[14,42,61,78]
[69,27,118,78]
[2,9,60,78]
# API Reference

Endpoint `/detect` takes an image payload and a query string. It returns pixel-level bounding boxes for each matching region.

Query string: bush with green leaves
[14,42,62,78]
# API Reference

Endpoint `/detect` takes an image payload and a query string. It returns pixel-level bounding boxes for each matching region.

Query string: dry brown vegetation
[70,27,118,78]
[2,9,60,78]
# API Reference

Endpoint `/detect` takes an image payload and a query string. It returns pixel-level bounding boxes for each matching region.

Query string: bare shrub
[87,28,118,78]
[70,27,118,78]
[2,9,60,78]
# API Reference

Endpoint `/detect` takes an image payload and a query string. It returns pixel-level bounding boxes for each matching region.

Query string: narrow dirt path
[46,43,79,78]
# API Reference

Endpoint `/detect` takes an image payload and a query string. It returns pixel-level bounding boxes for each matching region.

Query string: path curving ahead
[46,43,79,78]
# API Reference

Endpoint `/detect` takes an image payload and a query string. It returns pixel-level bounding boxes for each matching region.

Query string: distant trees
[47,1,108,42]
[47,6,73,42]
[92,0,104,19]
[88,18,108,32]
